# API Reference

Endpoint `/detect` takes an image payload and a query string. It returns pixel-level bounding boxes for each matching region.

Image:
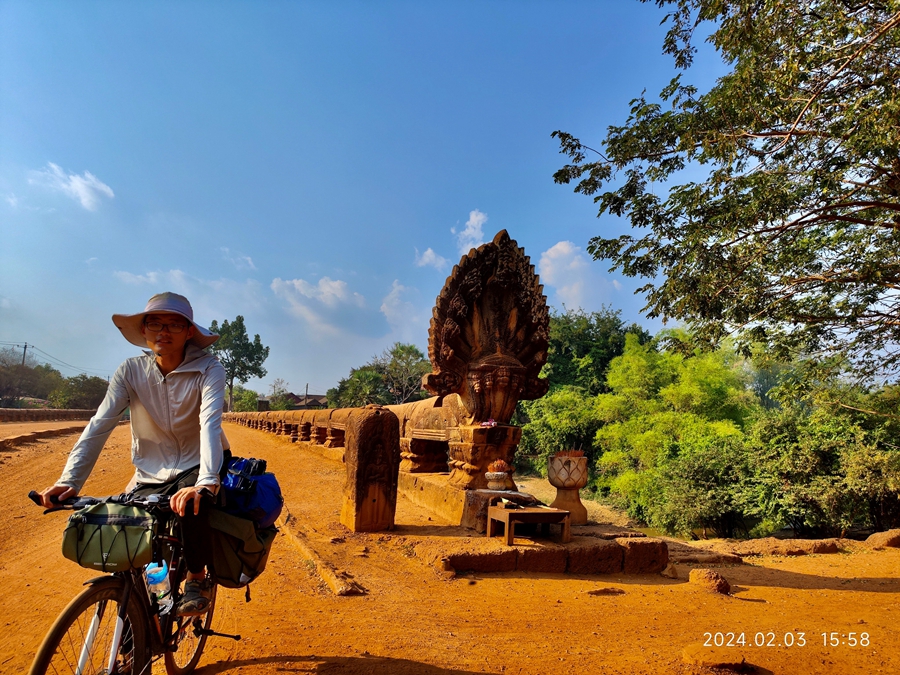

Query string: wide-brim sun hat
[112,292,219,349]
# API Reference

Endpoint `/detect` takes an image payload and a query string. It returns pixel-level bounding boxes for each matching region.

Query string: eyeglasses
[144,321,188,334]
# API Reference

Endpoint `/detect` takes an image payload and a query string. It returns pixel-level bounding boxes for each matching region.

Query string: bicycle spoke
[31,579,147,675]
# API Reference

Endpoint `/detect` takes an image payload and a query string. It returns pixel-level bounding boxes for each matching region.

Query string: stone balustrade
[0,408,96,423]
[224,407,400,532]
[224,408,364,451]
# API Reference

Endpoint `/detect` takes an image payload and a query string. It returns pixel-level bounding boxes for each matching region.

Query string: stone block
[566,538,624,575]
[517,544,567,573]
[616,537,668,574]
[446,547,517,573]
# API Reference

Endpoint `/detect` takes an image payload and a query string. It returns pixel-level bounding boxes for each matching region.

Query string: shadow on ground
[198,654,495,674]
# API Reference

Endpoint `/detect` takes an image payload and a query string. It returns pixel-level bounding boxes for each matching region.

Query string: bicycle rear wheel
[29,576,148,675]
[162,578,217,674]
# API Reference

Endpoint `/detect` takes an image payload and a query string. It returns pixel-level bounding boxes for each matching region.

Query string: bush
[517,387,603,473]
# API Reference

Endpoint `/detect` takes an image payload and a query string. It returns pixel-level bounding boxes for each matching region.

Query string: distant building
[291,392,328,409]
[256,392,327,411]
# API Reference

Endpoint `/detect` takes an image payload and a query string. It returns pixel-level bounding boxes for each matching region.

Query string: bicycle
[27,490,241,675]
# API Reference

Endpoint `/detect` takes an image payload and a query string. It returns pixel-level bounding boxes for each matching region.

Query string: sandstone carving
[423,229,549,424]
[225,229,552,525]
[389,230,550,489]
[339,406,400,532]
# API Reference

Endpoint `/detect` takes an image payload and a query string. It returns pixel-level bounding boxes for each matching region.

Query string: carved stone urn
[485,471,509,491]
[547,455,588,525]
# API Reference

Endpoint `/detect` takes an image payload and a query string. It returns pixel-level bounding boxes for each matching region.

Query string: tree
[553,1,900,378]
[208,316,269,411]
[231,385,259,413]
[327,343,429,408]
[48,374,109,410]
[371,342,430,404]
[543,308,650,394]
[268,378,292,411]
[327,366,391,408]
[0,348,66,406]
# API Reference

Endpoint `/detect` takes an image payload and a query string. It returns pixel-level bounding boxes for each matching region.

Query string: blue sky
[0,1,724,396]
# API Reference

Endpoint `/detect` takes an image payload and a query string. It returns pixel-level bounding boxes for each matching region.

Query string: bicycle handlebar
[28,490,172,513]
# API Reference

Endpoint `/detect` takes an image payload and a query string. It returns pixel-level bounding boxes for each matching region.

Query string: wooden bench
[486,504,571,545]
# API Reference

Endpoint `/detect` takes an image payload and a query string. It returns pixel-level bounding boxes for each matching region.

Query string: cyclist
[39,291,228,617]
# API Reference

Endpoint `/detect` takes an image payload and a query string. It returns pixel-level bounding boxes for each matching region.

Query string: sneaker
[176,579,212,616]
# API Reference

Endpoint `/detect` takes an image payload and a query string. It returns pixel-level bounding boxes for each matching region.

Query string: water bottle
[145,560,173,614]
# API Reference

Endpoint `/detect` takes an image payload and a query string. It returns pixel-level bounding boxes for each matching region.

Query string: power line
[0,341,113,377]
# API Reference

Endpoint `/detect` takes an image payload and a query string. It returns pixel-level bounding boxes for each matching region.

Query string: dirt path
[2,423,899,674]
[0,420,87,438]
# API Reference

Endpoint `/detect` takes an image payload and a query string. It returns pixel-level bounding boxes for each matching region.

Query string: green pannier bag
[207,508,277,590]
[62,502,156,572]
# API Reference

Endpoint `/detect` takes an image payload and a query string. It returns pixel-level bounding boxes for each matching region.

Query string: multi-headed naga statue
[389,229,550,489]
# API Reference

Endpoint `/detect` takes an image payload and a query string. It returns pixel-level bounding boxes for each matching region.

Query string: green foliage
[742,403,900,536]
[553,1,900,379]
[327,366,391,408]
[48,374,109,410]
[0,347,102,409]
[590,336,760,535]
[0,347,66,406]
[519,387,605,471]
[268,378,293,411]
[371,342,430,404]
[231,386,259,413]
[522,321,900,537]
[208,316,270,412]
[544,308,650,394]
[327,343,429,408]
[605,334,679,404]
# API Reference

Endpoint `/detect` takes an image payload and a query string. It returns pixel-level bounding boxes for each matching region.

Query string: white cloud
[538,240,620,310]
[380,280,414,326]
[0,297,11,310]
[114,271,161,285]
[220,247,256,271]
[271,276,369,337]
[5,194,18,208]
[273,277,364,309]
[453,209,488,254]
[85,257,98,265]
[29,162,114,211]
[380,280,430,344]
[414,247,449,270]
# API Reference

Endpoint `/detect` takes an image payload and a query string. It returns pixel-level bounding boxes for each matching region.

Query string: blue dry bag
[221,456,284,528]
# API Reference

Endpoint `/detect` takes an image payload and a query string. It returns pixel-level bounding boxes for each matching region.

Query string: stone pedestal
[548,456,589,525]
[447,425,522,489]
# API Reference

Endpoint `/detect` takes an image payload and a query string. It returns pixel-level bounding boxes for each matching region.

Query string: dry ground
[2,421,899,675]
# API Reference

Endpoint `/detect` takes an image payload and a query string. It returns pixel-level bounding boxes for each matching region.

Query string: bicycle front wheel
[162,580,217,675]
[29,576,148,675]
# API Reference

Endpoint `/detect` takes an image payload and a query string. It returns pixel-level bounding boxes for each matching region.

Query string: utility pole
[21,343,28,366]
[305,383,308,407]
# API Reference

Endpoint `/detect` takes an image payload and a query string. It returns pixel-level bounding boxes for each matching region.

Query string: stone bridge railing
[224,408,400,533]
[0,408,96,423]
[224,409,357,449]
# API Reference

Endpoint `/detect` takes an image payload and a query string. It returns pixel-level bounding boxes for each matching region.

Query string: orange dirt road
[2,422,899,674]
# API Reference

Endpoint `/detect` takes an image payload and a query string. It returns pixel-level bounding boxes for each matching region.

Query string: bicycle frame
[29,489,237,675]
[70,523,182,672]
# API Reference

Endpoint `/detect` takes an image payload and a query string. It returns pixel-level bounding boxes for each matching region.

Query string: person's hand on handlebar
[170,485,215,517]
[39,484,79,509]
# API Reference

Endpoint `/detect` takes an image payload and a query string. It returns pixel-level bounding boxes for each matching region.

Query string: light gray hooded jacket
[58,343,228,491]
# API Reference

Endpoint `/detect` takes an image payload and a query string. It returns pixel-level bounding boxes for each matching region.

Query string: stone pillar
[340,407,400,532]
